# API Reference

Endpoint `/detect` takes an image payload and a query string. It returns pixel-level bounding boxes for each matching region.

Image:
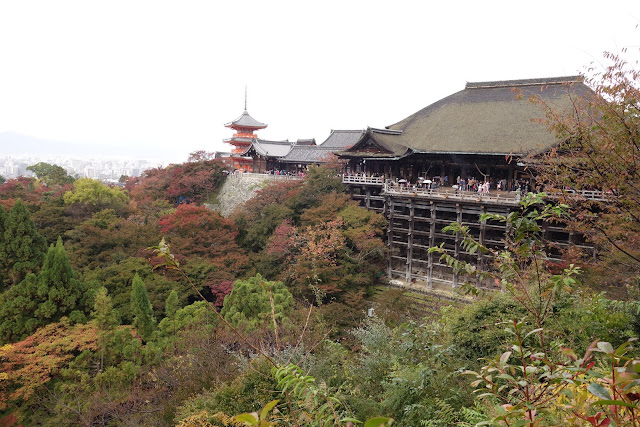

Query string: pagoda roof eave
[224,110,268,129]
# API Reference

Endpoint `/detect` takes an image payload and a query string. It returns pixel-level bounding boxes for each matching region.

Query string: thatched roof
[340,76,592,158]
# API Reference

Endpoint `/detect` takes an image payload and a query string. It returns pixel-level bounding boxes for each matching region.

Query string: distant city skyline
[1,152,163,182]
[1,1,639,164]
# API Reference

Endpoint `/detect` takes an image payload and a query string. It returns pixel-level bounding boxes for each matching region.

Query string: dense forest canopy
[0,54,640,426]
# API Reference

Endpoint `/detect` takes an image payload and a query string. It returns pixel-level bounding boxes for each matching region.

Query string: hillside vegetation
[1,54,640,426]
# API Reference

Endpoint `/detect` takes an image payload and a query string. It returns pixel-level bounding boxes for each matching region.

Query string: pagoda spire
[223,88,267,172]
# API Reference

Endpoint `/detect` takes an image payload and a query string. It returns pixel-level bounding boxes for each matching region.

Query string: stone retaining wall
[208,173,300,217]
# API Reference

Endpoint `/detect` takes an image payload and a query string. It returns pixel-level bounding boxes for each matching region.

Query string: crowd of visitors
[344,172,533,194]
[265,169,306,177]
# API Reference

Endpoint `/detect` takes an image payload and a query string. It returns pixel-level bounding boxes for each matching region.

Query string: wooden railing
[343,175,610,202]
[383,183,522,205]
[342,175,385,185]
[228,172,303,181]
[547,189,609,202]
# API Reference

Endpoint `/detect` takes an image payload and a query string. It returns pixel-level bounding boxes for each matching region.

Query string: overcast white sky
[0,0,638,162]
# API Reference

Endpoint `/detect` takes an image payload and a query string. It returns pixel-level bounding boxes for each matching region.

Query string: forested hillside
[1,55,640,426]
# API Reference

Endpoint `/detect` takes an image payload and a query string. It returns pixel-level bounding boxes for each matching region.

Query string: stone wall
[207,173,301,217]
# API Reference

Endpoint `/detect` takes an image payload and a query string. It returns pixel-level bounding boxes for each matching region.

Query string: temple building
[223,109,268,172]
[338,76,591,190]
[337,76,596,290]
[277,130,364,172]
[234,129,363,173]
[243,138,316,173]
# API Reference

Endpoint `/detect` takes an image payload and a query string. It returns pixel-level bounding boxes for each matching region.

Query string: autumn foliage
[159,204,248,276]
[0,319,98,410]
[532,52,640,288]
[128,157,227,205]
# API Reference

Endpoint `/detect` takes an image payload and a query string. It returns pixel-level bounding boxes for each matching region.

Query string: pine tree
[0,200,47,288]
[165,290,179,340]
[0,237,90,343]
[130,274,156,342]
[92,287,118,371]
[35,237,80,319]
[165,290,179,320]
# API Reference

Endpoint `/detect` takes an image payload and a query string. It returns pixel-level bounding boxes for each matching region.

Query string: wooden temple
[337,76,597,290]
[223,107,268,172]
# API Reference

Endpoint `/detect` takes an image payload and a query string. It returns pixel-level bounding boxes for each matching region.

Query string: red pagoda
[223,94,267,172]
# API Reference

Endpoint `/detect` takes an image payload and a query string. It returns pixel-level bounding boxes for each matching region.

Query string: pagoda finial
[244,86,247,111]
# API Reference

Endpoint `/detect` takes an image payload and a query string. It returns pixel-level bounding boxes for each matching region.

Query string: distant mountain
[0,132,181,161]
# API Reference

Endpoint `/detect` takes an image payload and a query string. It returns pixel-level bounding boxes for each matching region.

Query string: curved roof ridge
[369,127,402,135]
[256,138,291,145]
[466,75,583,89]
[225,110,268,129]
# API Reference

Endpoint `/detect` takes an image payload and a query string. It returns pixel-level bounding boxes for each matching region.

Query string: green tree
[0,237,94,343]
[165,289,179,320]
[30,195,80,245]
[92,287,118,371]
[63,178,129,216]
[221,274,293,332]
[0,199,47,288]
[0,174,5,185]
[156,300,215,339]
[130,274,156,342]
[26,162,75,186]
[165,289,179,339]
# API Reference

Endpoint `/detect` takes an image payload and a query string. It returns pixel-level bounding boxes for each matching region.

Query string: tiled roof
[295,138,316,146]
[242,139,292,158]
[318,129,365,149]
[335,128,410,158]
[280,146,336,163]
[224,110,268,129]
[223,137,254,144]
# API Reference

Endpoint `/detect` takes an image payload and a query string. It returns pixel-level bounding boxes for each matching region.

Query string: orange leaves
[297,219,346,267]
[0,319,98,409]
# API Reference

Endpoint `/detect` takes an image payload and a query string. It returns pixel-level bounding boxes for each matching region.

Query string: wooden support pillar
[453,204,462,288]
[365,187,371,209]
[427,201,436,289]
[508,164,515,191]
[478,205,487,288]
[406,199,415,282]
[387,199,395,278]
[382,195,389,217]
